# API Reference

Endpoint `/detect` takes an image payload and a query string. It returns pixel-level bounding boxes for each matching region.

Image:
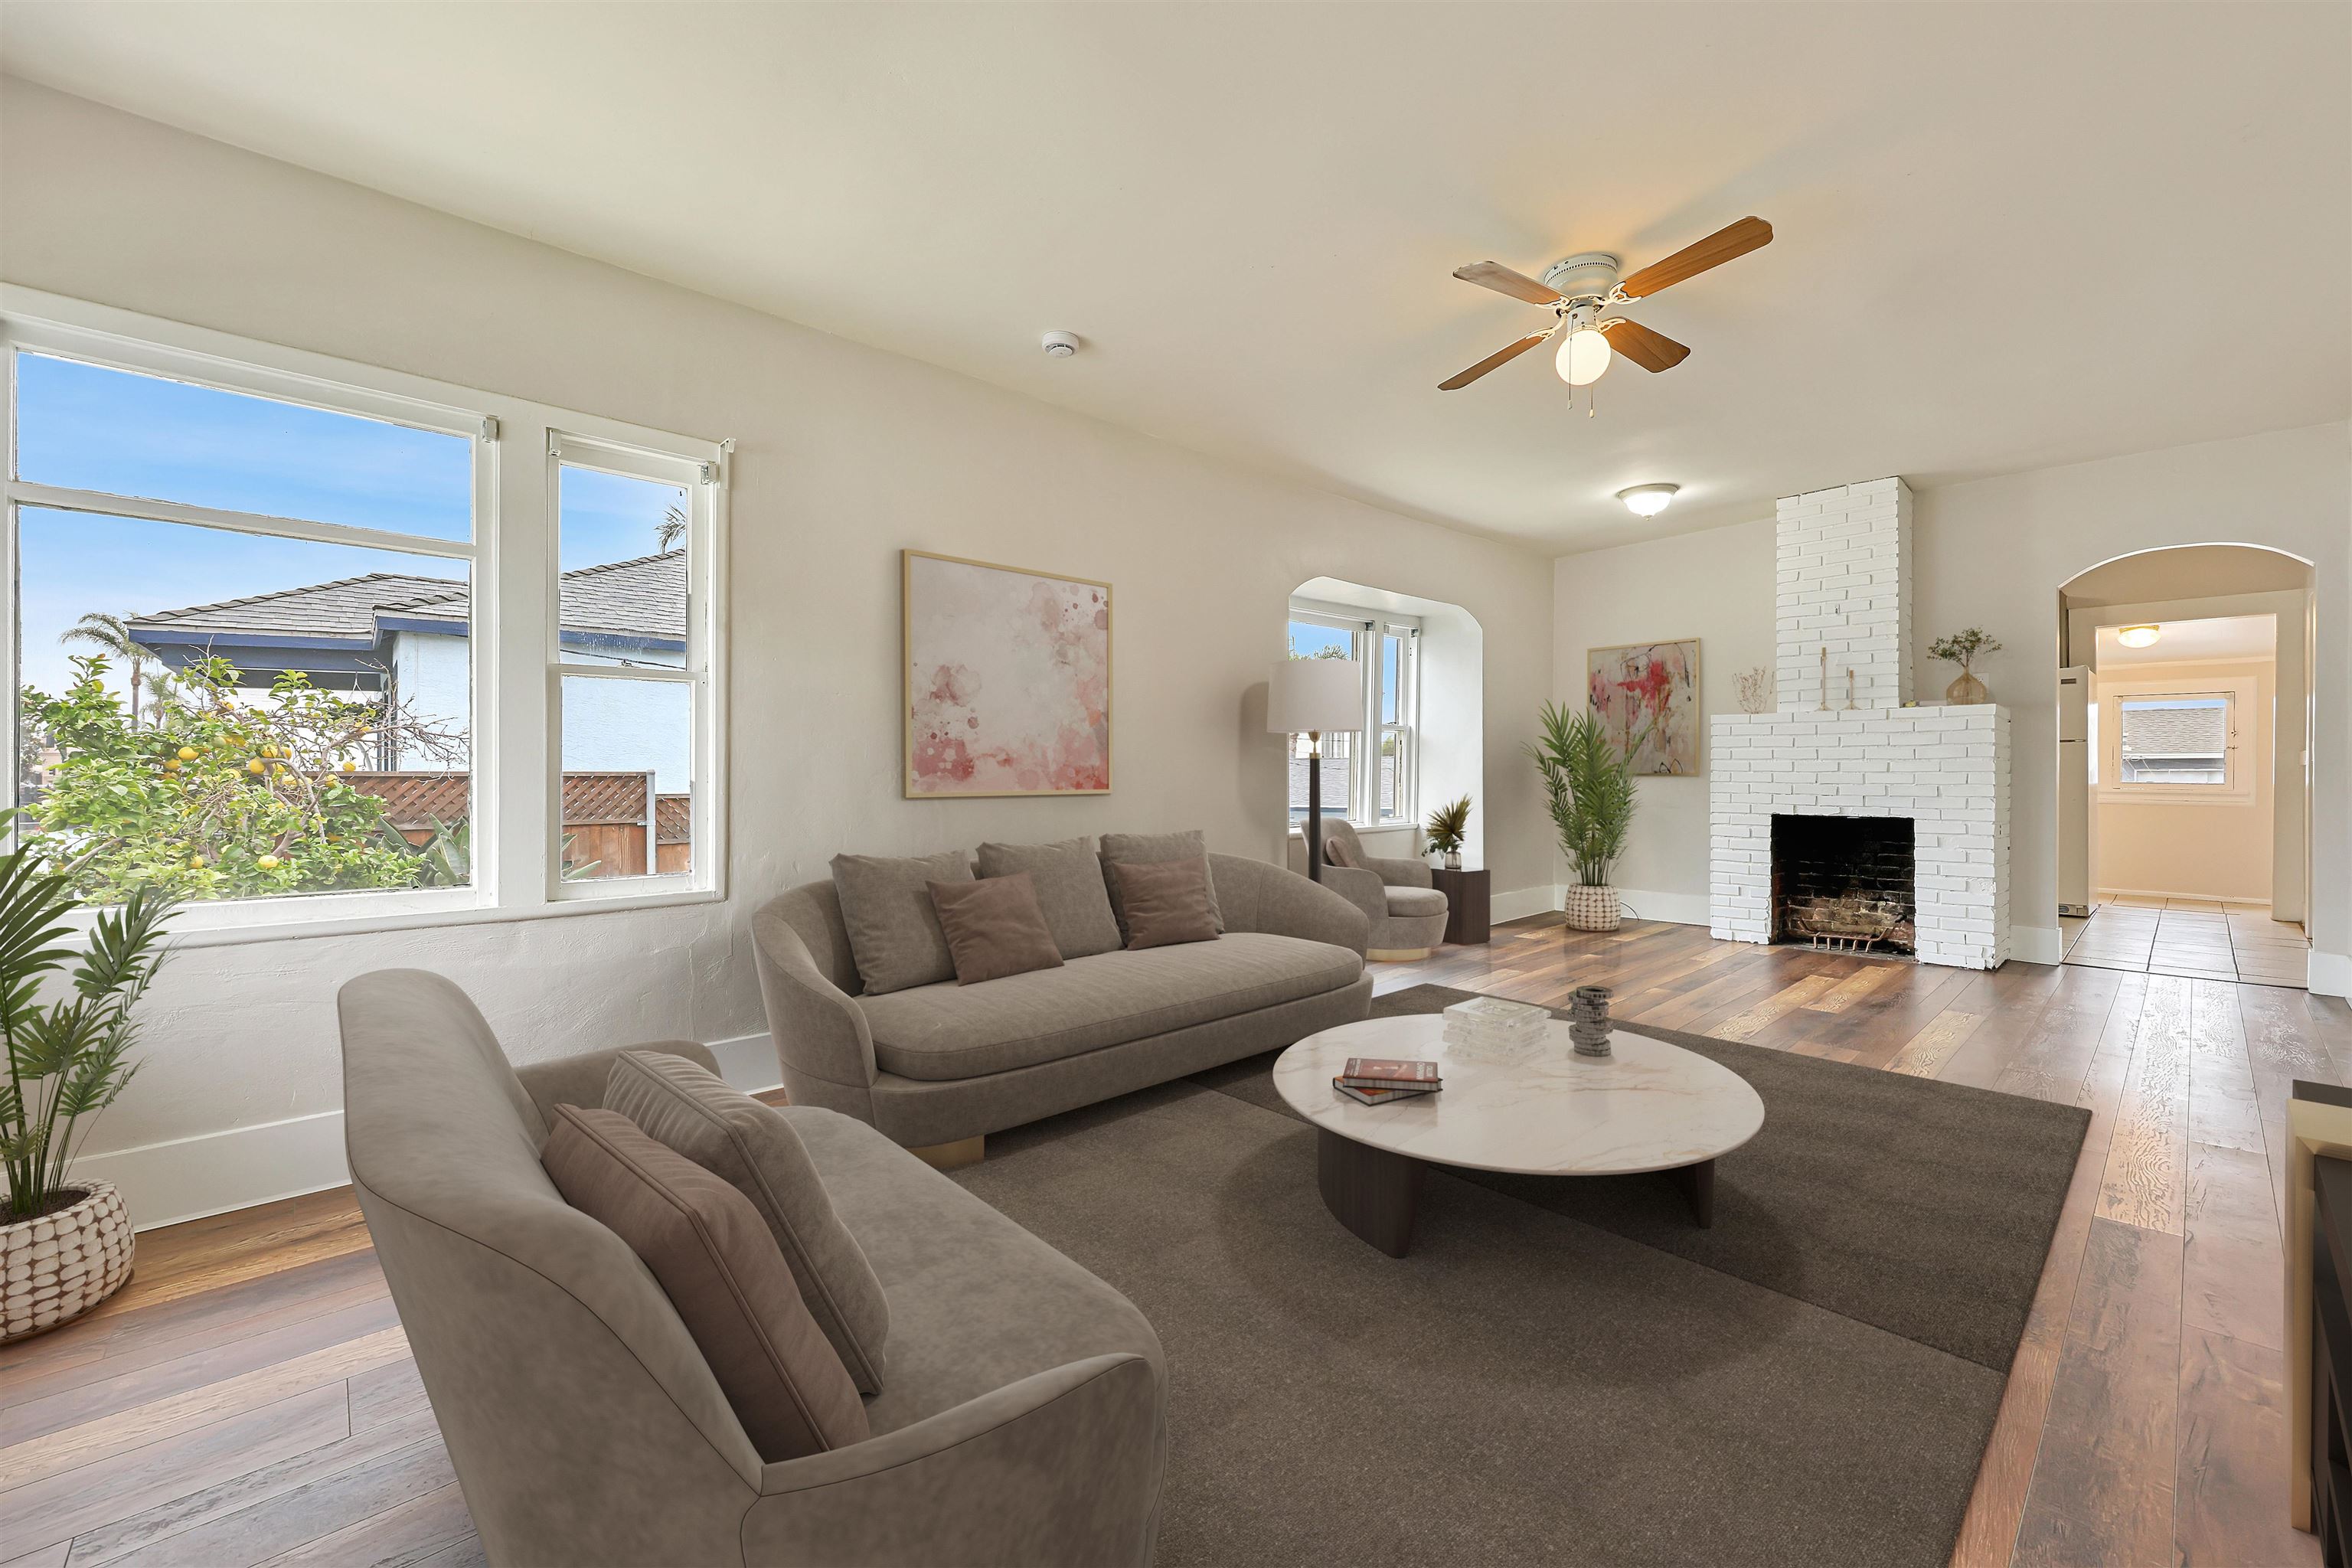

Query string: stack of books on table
[1440,995,1551,1060]
[1333,1057,1441,1106]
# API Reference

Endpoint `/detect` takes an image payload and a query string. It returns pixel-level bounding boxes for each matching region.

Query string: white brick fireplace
[1710,479,2011,969]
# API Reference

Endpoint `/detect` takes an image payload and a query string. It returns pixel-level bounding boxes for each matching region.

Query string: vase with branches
[1,817,175,1339]
[1528,701,1637,932]
[1929,627,2002,705]
[1423,795,1471,870]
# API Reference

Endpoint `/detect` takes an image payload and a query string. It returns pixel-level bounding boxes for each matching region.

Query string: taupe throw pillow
[1099,829,1224,940]
[603,1050,891,1393]
[540,1104,869,1462]
[1324,835,1360,869]
[973,838,1122,959]
[831,850,972,994]
[928,873,1066,985]
[1109,856,1220,950]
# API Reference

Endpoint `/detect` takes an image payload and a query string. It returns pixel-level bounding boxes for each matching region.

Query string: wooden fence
[345,772,689,879]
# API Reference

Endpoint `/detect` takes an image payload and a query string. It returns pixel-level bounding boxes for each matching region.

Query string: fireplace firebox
[1770,814,1916,956]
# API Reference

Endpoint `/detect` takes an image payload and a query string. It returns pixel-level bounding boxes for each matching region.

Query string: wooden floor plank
[2174,1328,2311,1568]
[250,1479,474,1568]
[2096,974,2193,1236]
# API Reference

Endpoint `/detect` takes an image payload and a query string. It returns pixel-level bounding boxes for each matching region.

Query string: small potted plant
[1530,703,1636,932]
[2,817,175,1343]
[1424,795,1472,871]
[1929,627,2003,705]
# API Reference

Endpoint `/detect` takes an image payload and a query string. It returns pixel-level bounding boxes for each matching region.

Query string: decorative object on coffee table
[0,823,175,1343]
[1274,1013,1765,1253]
[1530,701,1635,933]
[1430,866,1491,945]
[1929,626,2002,706]
[1568,985,1614,1057]
[1267,656,1364,884]
[1423,794,1472,871]
[902,549,1111,798]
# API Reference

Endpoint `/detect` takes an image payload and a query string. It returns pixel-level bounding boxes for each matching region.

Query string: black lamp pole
[1305,730,1325,882]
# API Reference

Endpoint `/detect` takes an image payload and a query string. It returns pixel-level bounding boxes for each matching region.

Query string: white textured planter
[3,1182,135,1344]
[1563,883,1621,933]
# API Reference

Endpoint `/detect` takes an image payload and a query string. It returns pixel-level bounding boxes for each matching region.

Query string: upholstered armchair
[1318,819,1449,961]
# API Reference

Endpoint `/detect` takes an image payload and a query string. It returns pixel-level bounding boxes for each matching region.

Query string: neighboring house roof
[128,553,686,650]
[2121,704,2227,757]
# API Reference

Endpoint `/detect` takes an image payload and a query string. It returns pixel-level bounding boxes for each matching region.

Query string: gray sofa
[1321,818,1451,961]
[339,969,1168,1566]
[755,851,1374,1150]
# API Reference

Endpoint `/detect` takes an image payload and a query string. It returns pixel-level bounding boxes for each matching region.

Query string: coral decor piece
[903,550,1111,797]
[1586,640,1700,776]
[1735,667,1773,715]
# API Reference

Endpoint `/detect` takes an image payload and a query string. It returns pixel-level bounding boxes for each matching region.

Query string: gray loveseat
[754,851,1374,1151]
[339,969,1168,1566]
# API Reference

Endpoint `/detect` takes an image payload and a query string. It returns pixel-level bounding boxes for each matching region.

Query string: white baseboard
[76,1110,352,1233]
[1610,888,1712,927]
[2313,951,2352,1001]
[2011,926,2066,966]
[1491,884,1558,924]
[2095,885,2272,908]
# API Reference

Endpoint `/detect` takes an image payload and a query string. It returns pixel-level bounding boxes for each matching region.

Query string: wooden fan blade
[1616,217,1772,300]
[1598,317,1690,372]
[1453,261,1562,305]
[1439,332,1552,390]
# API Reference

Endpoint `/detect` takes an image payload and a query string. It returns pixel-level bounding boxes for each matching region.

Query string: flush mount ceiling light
[1617,484,1680,518]
[2117,625,2161,648]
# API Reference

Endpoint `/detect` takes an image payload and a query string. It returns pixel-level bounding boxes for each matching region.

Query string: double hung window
[1285,601,1419,827]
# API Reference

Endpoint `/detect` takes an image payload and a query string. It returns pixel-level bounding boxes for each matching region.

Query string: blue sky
[13,353,682,697]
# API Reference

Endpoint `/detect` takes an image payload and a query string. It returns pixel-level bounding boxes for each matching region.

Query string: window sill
[2095,789,2255,808]
[73,884,724,952]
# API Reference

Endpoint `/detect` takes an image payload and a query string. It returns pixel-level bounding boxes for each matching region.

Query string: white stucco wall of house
[389,631,688,789]
[390,629,471,769]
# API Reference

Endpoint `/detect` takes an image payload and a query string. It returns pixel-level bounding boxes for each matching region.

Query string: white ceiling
[3,3,2345,554]
[2096,615,2276,668]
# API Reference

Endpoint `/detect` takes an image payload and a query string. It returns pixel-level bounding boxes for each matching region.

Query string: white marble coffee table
[1272,1013,1766,1256]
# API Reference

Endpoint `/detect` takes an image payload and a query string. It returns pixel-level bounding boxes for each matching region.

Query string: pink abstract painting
[903,550,1111,797]
[1587,639,1701,776]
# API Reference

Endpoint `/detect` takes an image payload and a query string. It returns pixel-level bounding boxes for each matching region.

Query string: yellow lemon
[176,746,198,761]
[341,760,358,773]
[256,854,281,871]
[163,759,181,772]
[188,855,206,869]
[272,763,289,776]
[260,744,277,759]
[247,759,266,774]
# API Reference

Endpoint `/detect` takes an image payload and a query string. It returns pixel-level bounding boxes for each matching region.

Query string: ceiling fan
[1439,217,1772,394]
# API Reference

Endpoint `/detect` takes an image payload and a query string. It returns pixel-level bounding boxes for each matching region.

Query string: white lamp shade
[1267,658,1364,734]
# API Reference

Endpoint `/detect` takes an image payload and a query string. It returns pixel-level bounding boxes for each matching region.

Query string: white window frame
[1287,597,1420,828]
[2,286,728,947]
[2096,671,2256,806]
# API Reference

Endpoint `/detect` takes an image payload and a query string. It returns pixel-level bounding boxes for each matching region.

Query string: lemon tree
[20,654,465,904]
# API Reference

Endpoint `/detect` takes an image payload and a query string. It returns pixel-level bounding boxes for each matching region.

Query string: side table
[1429,866,1491,945]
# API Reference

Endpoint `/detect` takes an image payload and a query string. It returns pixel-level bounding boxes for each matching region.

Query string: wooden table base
[1315,1129,1717,1256]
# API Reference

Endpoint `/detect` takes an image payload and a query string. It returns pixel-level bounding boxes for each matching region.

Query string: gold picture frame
[902,549,1113,799]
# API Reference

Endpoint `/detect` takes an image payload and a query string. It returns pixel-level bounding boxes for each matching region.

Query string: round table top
[1272,1013,1766,1177]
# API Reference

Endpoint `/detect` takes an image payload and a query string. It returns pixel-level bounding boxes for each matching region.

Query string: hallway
[2060,898,2311,988]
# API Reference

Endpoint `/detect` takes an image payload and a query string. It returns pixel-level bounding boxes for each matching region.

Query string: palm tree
[59,612,152,727]
[655,505,687,554]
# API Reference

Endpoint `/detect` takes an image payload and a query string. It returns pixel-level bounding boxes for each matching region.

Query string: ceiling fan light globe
[1616,484,1680,518]
[1556,328,1612,387]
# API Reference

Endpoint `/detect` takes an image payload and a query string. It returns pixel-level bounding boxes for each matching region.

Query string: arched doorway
[2053,544,2314,987]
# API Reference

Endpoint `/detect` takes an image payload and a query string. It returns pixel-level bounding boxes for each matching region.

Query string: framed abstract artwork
[1586,639,1701,776]
[903,550,1112,797]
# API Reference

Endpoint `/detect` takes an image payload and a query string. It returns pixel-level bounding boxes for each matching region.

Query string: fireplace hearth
[1771,814,1916,956]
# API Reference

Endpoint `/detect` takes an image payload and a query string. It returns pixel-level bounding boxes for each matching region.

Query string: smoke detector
[1040,330,1083,358]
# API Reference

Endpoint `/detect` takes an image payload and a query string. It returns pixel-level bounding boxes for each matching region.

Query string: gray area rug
[952,984,2089,1567]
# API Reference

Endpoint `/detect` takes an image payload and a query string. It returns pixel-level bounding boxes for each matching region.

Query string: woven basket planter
[3,1182,135,1344]
[1562,883,1621,933]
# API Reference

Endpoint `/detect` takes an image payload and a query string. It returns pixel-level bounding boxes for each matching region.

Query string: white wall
[1550,515,1776,924]
[2092,657,2276,903]
[0,80,1558,1226]
[1549,425,2351,991]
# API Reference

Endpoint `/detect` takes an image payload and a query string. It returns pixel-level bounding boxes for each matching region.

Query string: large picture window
[4,292,727,939]
[1285,602,1419,828]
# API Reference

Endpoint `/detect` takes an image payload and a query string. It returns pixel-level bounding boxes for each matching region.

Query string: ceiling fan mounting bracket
[1539,252,1622,303]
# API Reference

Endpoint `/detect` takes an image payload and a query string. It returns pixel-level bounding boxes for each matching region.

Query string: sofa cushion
[929,872,1065,985]
[1384,885,1449,917]
[831,849,972,995]
[1109,857,1219,950]
[603,1050,892,1394]
[776,1103,1163,1436]
[539,1104,870,1461]
[857,931,1362,1081]
[973,838,1122,959]
[1099,829,1224,939]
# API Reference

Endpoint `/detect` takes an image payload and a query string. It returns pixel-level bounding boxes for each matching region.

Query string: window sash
[2,286,728,945]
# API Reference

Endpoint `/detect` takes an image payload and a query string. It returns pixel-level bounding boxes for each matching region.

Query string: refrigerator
[2056,666,2092,918]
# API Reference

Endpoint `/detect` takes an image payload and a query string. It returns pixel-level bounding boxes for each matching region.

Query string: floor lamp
[1268,658,1364,883]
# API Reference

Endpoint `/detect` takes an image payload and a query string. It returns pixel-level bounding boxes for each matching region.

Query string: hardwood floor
[5,915,2345,1566]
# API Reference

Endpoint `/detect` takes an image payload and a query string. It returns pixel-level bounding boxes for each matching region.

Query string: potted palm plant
[1530,702,1637,933]
[2,818,175,1342]
[1423,795,1472,871]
